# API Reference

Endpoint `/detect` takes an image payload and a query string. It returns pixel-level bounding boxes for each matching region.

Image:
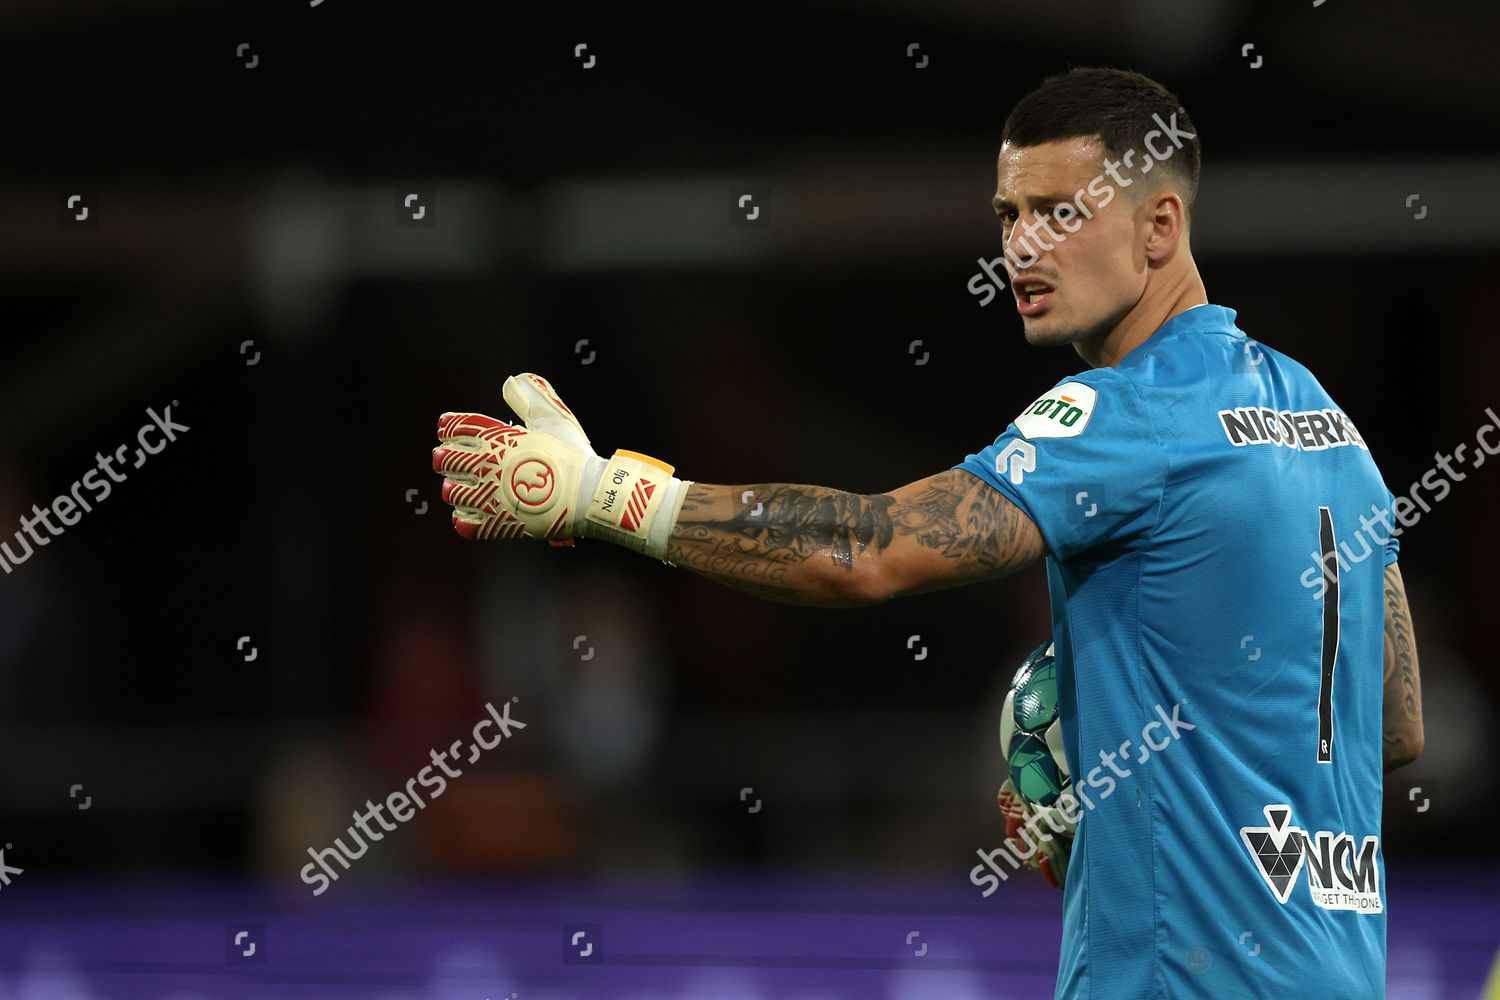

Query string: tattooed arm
[1381,563,1424,772]
[663,469,1046,608]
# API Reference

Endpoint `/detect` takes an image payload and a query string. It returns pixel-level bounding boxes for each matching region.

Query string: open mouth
[1013,279,1055,317]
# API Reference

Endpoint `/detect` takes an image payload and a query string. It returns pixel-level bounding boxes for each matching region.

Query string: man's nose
[1007,212,1049,264]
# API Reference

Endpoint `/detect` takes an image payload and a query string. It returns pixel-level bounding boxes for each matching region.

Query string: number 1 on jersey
[1317,506,1341,763]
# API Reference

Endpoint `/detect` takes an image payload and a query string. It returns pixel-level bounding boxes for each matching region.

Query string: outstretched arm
[664,469,1047,608]
[433,375,1045,607]
[1381,562,1424,772]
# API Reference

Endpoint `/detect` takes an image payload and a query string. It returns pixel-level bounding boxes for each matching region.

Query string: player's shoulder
[1259,341,1334,395]
[1012,367,1152,443]
[1229,329,1349,416]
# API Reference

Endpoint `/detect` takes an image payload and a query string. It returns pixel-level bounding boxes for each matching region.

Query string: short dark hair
[1001,67,1201,206]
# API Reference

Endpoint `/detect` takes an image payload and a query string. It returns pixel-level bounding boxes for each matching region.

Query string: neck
[1079,264,1209,369]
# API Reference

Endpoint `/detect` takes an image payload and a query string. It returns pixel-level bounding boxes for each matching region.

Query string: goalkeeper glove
[996,778,1072,889]
[432,373,692,559]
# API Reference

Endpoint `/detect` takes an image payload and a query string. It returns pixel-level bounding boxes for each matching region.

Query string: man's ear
[1143,191,1188,263]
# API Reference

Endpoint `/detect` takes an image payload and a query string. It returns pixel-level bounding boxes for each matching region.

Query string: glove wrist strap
[580,449,687,560]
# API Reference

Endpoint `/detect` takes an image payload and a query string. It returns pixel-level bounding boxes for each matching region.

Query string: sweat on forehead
[996,131,1193,210]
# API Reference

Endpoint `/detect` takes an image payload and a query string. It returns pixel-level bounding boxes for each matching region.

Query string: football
[999,641,1076,830]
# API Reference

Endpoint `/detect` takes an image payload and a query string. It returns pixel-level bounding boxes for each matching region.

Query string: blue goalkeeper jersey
[956,304,1397,999]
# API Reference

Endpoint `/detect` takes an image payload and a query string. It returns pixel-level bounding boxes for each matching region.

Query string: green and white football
[1000,641,1076,826]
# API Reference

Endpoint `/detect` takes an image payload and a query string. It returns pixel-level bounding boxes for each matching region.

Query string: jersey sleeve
[951,372,1169,562]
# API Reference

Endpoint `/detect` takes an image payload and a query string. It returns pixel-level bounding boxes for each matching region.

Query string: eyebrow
[992,191,1081,213]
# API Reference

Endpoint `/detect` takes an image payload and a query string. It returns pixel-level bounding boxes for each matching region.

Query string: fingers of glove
[450,506,530,541]
[436,410,518,444]
[432,443,495,481]
[441,477,501,513]
[434,413,521,481]
[502,373,590,449]
[996,780,1026,823]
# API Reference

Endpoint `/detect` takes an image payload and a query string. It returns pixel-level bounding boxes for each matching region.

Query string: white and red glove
[432,373,691,559]
[997,779,1072,889]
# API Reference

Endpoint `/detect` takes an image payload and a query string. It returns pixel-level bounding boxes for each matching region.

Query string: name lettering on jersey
[1218,407,1368,452]
[1239,804,1382,914]
[1015,381,1097,439]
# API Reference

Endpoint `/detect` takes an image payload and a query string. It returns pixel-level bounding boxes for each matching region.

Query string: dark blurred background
[2,0,1498,995]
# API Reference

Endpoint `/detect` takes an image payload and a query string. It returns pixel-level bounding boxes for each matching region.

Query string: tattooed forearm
[1382,563,1424,772]
[666,483,897,607]
[664,470,1044,607]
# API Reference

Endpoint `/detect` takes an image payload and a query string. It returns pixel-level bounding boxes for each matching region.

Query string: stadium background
[1,0,1497,996]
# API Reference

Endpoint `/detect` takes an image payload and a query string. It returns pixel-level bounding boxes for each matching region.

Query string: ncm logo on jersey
[1239,804,1383,914]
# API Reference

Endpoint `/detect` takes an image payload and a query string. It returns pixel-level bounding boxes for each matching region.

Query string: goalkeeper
[433,67,1424,1000]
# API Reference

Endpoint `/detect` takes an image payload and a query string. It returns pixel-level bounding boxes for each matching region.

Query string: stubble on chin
[1023,309,1119,360]
[1022,319,1075,349]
